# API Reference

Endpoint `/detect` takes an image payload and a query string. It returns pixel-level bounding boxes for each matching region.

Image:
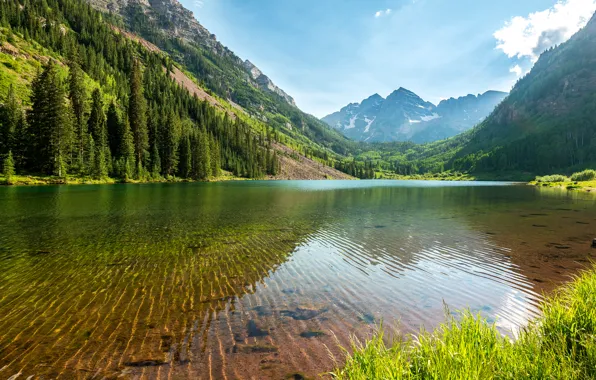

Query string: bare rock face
[243,60,296,107]
[88,0,297,108]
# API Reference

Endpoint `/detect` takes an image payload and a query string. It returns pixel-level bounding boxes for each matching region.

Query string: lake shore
[0,171,247,186]
[333,265,596,379]
[529,179,596,193]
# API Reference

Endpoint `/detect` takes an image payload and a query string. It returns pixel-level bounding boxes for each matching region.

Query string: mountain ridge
[322,88,507,143]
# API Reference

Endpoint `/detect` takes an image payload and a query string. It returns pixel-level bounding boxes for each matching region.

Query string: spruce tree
[106,101,121,158]
[161,109,180,176]
[3,150,15,183]
[68,59,87,170]
[178,134,191,178]
[198,128,211,180]
[0,85,20,157]
[28,63,74,176]
[128,60,148,172]
[88,88,106,148]
[210,135,220,178]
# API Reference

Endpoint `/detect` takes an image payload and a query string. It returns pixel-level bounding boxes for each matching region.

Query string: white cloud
[509,64,523,76]
[194,0,204,8]
[375,9,392,18]
[494,0,596,61]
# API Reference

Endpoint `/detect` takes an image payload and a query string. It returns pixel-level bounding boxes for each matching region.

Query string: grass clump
[571,169,596,182]
[535,174,570,182]
[332,266,596,379]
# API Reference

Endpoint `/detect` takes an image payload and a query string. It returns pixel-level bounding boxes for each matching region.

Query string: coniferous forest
[0,0,282,182]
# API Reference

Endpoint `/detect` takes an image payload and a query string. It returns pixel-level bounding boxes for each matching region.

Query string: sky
[179,0,596,117]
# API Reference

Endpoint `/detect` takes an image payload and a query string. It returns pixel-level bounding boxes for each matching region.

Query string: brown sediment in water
[0,183,595,379]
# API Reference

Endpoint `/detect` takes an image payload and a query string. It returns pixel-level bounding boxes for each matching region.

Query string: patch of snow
[345,116,357,130]
[420,113,440,122]
[364,117,376,133]
[417,104,427,109]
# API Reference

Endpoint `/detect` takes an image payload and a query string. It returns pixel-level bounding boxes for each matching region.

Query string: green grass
[332,266,596,379]
[0,170,243,186]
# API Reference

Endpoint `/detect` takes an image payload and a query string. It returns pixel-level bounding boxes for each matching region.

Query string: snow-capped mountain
[322,88,508,143]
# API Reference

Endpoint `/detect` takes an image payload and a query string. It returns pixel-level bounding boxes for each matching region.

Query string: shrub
[536,174,569,183]
[570,169,596,182]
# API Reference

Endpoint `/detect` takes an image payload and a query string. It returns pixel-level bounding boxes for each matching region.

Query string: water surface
[0,180,595,379]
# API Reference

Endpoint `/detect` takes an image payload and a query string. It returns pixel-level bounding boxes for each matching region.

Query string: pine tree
[197,128,211,180]
[210,135,220,178]
[68,59,87,170]
[106,101,122,158]
[178,133,191,178]
[28,63,74,176]
[3,150,15,183]
[160,109,180,176]
[88,88,106,148]
[0,85,20,157]
[128,60,148,172]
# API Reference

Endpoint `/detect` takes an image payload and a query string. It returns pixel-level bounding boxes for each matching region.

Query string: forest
[0,0,285,183]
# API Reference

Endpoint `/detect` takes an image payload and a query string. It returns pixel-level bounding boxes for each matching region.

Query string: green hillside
[0,0,358,184]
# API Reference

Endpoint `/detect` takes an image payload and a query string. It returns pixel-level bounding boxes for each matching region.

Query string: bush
[536,174,570,183]
[570,169,596,182]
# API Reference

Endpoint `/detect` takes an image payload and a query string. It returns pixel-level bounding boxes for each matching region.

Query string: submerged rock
[124,360,168,367]
[592,238,596,248]
[281,307,328,321]
[247,320,269,337]
[231,343,278,354]
[299,330,326,338]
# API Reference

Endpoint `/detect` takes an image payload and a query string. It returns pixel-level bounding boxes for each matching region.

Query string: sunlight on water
[0,181,594,378]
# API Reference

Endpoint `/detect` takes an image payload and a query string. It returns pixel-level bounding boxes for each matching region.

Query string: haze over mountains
[322,89,508,143]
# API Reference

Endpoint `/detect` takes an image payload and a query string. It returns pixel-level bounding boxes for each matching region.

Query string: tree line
[0,0,280,181]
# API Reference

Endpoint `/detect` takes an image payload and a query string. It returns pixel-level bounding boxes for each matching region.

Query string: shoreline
[529,180,596,193]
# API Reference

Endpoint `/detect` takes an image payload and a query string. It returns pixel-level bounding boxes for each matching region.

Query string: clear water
[0,180,595,378]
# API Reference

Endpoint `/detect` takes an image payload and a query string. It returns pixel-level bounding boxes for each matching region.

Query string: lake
[0,180,595,379]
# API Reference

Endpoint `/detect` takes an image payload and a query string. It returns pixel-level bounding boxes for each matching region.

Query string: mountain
[449,11,596,174]
[0,0,354,181]
[322,89,507,143]
[243,60,296,106]
[85,0,353,157]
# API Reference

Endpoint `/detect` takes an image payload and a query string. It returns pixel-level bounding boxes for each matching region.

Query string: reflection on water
[0,181,595,378]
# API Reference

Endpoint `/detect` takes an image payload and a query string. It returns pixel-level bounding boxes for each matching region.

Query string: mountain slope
[87,0,353,156]
[0,0,352,181]
[450,12,596,174]
[322,89,506,143]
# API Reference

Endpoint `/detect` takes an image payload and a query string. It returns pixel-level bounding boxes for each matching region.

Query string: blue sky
[180,0,596,117]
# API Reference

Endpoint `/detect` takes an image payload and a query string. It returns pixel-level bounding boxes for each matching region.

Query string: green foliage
[535,174,570,183]
[0,0,304,182]
[27,62,73,176]
[333,265,596,379]
[571,169,596,182]
[3,150,15,182]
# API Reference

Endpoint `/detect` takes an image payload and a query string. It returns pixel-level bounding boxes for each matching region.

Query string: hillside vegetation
[0,0,355,183]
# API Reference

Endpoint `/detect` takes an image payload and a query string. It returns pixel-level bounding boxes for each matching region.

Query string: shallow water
[0,180,595,379]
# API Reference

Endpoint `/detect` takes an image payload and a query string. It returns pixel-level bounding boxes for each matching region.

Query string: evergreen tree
[68,59,87,170]
[160,109,180,176]
[28,63,74,176]
[88,88,106,148]
[106,101,122,158]
[178,133,191,178]
[0,85,20,157]
[128,60,148,172]
[3,150,15,183]
[197,128,210,180]
[210,135,220,178]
